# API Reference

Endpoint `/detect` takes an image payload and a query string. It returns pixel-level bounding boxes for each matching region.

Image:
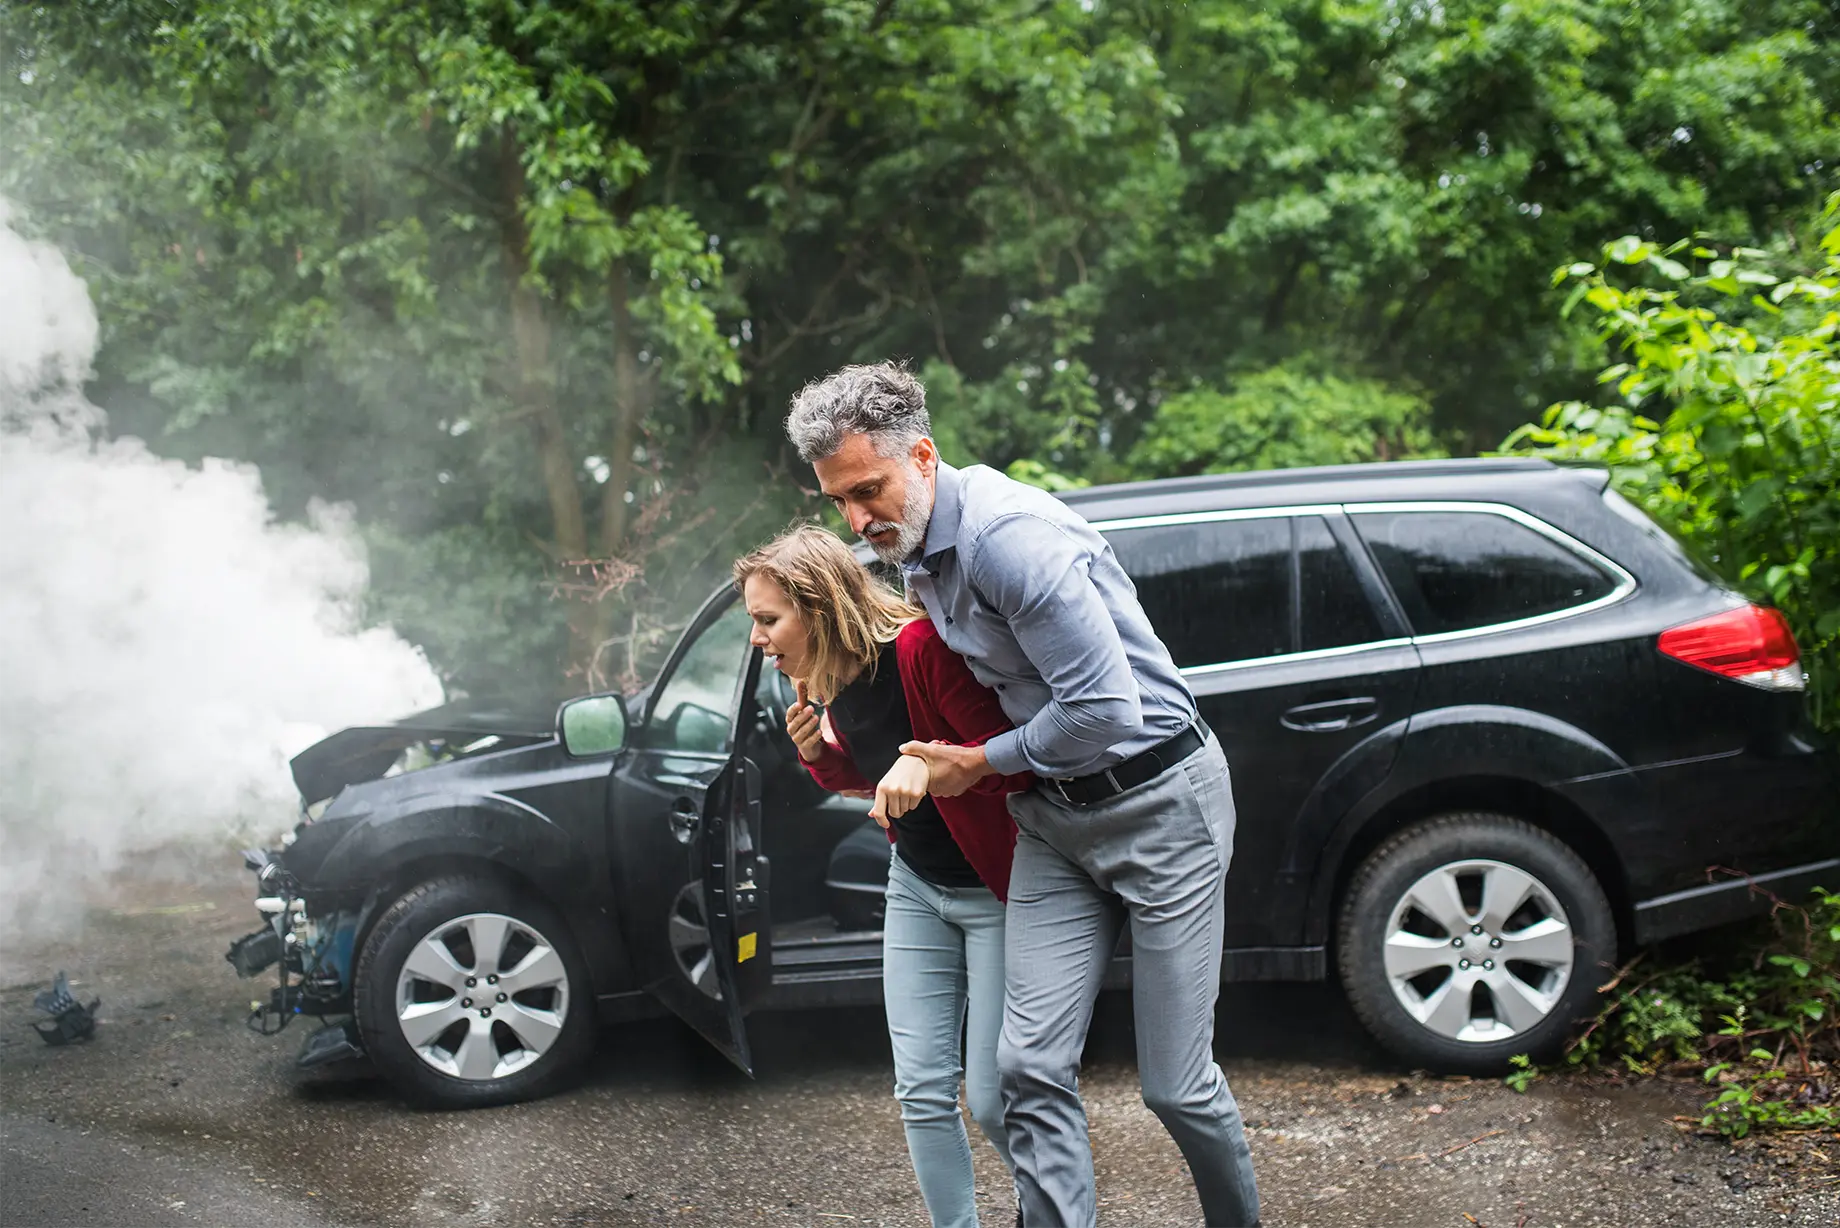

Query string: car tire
[355,875,594,1109]
[1336,812,1615,1074]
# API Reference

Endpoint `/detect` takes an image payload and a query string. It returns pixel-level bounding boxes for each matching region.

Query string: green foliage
[1004,459,1089,493]
[1504,194,1840,729]
[1122,362,1445,480]
[4,1,1835,692]
[1515,887,1840,1138]
[1504,1053,1540,1093]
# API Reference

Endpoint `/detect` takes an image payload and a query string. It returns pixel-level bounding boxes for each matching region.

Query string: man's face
[813,433,938,564]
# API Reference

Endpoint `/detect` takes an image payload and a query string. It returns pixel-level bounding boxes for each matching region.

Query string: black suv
[231,458,1837,1108]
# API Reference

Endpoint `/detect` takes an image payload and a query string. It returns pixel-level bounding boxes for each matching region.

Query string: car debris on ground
[30,971,99,1046]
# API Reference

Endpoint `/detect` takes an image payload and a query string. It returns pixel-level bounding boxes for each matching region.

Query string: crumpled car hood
[289,699,559,804]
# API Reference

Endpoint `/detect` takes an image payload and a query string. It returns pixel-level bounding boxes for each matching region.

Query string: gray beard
[863,474,931,564]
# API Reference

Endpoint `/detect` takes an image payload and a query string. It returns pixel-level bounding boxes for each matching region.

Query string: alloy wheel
[1382,858,1575,1043]
[394,911,571,1080]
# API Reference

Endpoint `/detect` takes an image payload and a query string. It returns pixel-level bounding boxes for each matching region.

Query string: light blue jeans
[883,851,1014,1228]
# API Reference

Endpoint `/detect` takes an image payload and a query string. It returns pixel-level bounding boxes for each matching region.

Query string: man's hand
[785,679,825,763]
[868,753,930,828]
[897,740,992,797]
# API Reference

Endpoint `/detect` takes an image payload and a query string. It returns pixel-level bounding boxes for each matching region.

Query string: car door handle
[1280,697,1379,733]
[669,797,699,844]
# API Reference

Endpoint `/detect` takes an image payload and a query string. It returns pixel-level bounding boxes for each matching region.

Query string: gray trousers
[998,735,1260,1227]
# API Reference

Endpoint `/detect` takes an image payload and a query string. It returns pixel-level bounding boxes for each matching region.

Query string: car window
[647,601,753,753]
[1352,510,1617,636]
[1298,515,1385,652]
[1106,517,1292,669]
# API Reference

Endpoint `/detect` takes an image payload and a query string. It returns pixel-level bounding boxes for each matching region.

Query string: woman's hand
[785,679,825,763]
[869,753,930,828]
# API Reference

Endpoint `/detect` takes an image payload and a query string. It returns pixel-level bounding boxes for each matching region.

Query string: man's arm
[964,512,1142,778]
[906,627,1035,796]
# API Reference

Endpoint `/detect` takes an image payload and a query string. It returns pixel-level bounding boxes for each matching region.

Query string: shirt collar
[912,461,964,577]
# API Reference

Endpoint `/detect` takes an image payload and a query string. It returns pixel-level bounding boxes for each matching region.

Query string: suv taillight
[1657,605,1805,692]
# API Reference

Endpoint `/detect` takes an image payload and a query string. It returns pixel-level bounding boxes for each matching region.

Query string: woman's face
[743,574,812,679]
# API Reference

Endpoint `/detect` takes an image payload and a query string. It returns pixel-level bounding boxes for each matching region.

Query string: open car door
[609,593,772,1074]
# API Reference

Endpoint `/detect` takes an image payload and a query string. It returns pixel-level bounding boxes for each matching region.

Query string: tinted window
[1108,518,1292,668]
[647,602,752,752]
[1298,516,1385,651]
[1353,510,1617,636]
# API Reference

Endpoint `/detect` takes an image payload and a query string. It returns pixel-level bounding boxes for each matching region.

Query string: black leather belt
[1045,720,1209,807]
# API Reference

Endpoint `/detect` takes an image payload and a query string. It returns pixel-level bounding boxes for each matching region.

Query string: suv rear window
[1352,509,1616,636]
[1298,515,1385,652]
[1108,517,1292,668]
[1105,514,1387,669]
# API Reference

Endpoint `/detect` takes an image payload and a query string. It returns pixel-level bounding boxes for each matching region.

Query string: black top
[826,639,984,889]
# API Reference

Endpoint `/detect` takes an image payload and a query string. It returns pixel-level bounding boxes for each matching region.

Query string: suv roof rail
[1058,456,1558,504]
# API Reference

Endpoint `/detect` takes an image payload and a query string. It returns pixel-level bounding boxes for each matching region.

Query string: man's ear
[912,435,939,477]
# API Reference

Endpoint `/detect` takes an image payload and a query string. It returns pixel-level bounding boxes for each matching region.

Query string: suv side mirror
[559,694,628,757]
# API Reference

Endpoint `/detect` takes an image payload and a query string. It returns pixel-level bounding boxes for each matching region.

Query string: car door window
[1352,509,1618,636]
[1106,517,1292,669]
[1297,515,1386,652]
[646,602,753,753]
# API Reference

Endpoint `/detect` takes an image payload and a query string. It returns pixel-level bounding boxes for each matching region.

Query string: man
[785,363,1260,1227]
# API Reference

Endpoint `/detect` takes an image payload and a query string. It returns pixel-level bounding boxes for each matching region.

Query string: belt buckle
[1102,768,1122,797]
[1050,777,1076,805]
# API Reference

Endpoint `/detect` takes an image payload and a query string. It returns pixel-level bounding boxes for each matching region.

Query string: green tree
[1504,194,1840,728]
[5,1,1833,693]
[1123,361,1443,479]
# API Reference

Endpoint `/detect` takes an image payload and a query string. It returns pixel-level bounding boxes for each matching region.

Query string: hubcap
[668,883,722,1001]
[1382,859,1574,1044]
[394,912,570,1081]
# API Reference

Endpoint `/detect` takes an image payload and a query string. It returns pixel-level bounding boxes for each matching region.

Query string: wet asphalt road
[2,869,1836,1227]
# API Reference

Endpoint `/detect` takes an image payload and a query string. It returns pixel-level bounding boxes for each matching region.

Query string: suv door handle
[1281,697,1379,733]
[669,797,699,843]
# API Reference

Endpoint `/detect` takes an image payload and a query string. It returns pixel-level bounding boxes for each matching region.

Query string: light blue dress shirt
[900,462,1197,779]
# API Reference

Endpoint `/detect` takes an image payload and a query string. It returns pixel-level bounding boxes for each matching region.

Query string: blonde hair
[733,525,924,703]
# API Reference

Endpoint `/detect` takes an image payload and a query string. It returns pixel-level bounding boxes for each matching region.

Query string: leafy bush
[1124,361,1445,479]
[1504,193,1840,729]
[1515,886,1840,1139]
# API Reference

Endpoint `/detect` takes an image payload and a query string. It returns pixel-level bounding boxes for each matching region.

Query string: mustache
[863,520,899,536]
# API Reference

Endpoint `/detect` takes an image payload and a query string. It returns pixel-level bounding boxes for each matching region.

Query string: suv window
[1106,517,1293,669]
[1298,515,1385,651]
[647,602,752,752]
[1352,509,1617,636]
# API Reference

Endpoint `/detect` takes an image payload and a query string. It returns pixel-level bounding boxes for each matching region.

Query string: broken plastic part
[296,1019,364,1069]
[226,928,284,978]
[31,971,99,1046]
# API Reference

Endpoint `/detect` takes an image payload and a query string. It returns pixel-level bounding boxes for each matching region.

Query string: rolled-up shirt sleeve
[968,514,1144,777]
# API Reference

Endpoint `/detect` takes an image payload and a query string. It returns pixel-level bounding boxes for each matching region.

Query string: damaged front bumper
[225,848,365,1069]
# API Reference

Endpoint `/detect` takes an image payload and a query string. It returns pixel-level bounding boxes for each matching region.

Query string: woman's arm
[798,712,877,794]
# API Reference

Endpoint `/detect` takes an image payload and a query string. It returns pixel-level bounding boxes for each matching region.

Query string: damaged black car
[229,458,1839,1109]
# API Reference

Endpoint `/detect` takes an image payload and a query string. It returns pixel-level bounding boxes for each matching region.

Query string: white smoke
[0,201,443,945]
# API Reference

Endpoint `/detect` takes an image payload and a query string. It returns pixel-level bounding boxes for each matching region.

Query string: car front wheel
[355,875,593,1108]
[1336,813,1616,1073]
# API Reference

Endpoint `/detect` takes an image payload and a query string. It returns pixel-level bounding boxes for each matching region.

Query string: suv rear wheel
[355,875,593,1108]
[1336,813,1615,1073]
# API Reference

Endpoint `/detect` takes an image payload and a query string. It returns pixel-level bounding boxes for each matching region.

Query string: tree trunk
[499,135,595,680]
[580,262,655,688]
[598,262,649,558]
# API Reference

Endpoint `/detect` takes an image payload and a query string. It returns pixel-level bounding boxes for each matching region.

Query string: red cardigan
[800,618,1032,901]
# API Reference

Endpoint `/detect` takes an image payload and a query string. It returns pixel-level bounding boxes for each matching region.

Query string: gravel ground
[2,867,1835,1227]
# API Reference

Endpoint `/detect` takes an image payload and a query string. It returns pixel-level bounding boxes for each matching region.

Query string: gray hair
[785,362,931,463]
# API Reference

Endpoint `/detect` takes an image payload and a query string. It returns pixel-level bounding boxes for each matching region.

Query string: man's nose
[847,502,873,535]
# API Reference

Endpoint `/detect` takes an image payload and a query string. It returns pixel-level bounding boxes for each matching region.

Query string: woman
[735,526,1031,1228]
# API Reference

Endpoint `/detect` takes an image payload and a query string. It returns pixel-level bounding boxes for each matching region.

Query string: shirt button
[945,616,954,624]
[996,684,1005,691]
